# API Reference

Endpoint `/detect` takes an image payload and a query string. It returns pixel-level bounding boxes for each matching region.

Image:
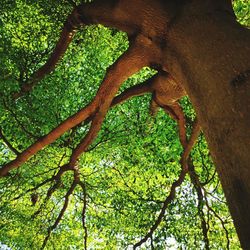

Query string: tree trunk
[164,2,250,248]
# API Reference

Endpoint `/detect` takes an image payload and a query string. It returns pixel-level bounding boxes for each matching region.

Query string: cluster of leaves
[0,0,248,249]
[233,0,250,26]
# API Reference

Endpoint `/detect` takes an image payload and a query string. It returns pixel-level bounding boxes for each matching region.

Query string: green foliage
[233,0,250,26]
[0,0,248,249]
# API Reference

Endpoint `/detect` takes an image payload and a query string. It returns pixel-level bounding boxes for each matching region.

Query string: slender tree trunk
[165,2,250,248]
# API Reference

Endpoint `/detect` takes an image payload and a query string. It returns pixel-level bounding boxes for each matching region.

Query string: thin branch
[13,7,84,99]
[86,129,127,152]
[150,235,155,250]
[32,165,72,218]
[33,166,60,179]
[196,138,216,186]
[188,159,230,249]
[133,119,200,249]
[181,118,200,167]
[189,161,210,250]
[163,102,187,148]
[111,78,153,107]
[41,179,78,249]
[12,153,67,202]
[201,169,217,186]
[133,169,186,249]
[12,178,53,202]
[79,181,88,250]
[87,193,127,215]
[203,188,227,204]
[2,99,38,139]
[204,190,230,249]
[112,166,164,204]
[0,128,20,155]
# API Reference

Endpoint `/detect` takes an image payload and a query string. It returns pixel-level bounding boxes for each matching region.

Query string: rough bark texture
[1,0,250,248]
[163,4,250,249]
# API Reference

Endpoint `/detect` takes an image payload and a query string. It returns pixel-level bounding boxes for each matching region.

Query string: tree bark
[164,2,250,248]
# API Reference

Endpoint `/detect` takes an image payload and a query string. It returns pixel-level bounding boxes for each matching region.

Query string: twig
[12,178,52,202]
[112,166,164,204]
[188,160,230,249]
[204,194,230,249]
[32,165,72,218]
[189,161,210,249]
[2,99,38,139]
[41,178,78,249]
[133,169,186,249]
[79,181,88,250]
[13,7,83,99]
[0,128,20,155]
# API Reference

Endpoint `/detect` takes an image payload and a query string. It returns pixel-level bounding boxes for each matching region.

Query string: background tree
[0,0,249,249]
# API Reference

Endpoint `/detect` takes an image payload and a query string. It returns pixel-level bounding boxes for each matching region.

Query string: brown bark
[68,39,152,167]
[163,2,250,249]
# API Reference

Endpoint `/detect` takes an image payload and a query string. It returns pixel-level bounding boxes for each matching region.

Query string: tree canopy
[0,0,249,249]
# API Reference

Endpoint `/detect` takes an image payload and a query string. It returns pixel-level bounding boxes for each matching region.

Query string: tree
[0,0,249,249]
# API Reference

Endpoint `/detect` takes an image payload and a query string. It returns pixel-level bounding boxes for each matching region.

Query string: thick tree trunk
[164,2,250,248]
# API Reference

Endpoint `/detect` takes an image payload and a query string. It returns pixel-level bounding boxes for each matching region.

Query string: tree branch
[79,181,88,250]
[12,0,145,99]
[0,101,96,177]
[0,35,152,177]
[68,39,151,167]
[2,99,38,139]
[12,178,52,202]
[13,7,84,99]
[41,178,78,249]
[111,77,153,107]
[32,165,72,218]
[133,119,200,249]
[163,102,187,148]
[190,163,230,250]
[189,161,210,250]
[112,165,164,204]
[0,128,20,155]
[204,197,230,250]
